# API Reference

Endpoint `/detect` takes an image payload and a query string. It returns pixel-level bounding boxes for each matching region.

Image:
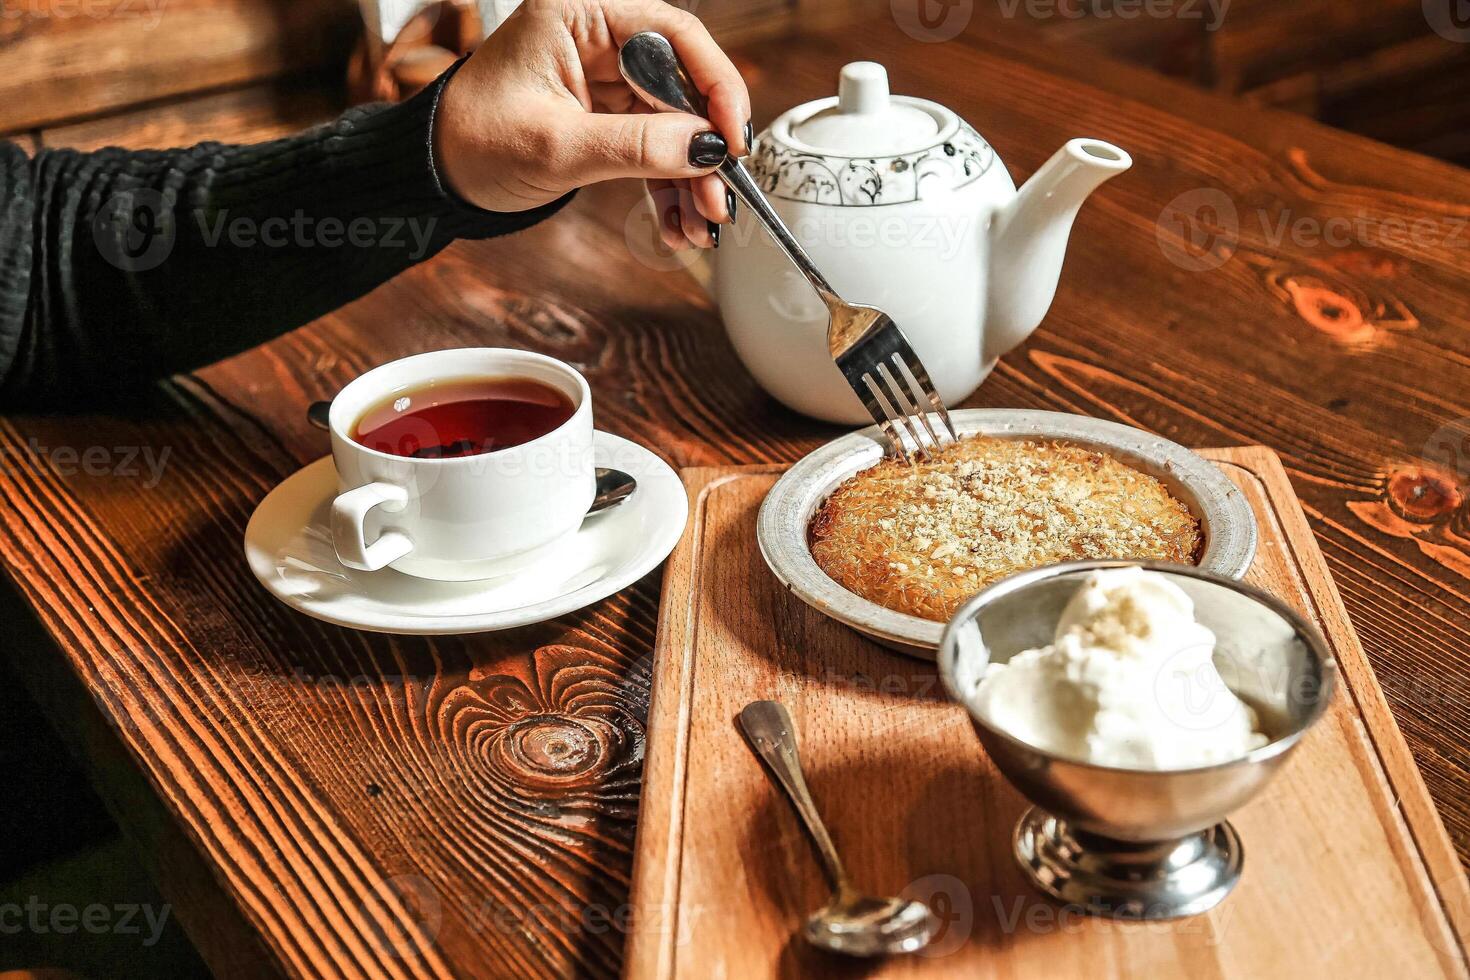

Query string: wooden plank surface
[39,78,344,151]
[0,0,356,133]
[0,0,845,138]
[628,450,1470,978]
[0,11,1468,978]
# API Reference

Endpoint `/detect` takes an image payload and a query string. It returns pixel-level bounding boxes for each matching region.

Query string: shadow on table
[0,584,210,980]
[732,748,1037,977]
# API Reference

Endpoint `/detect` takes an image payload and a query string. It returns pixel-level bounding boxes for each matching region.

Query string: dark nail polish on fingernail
[708,221,720,247]
[689,131,728,167]
[726,189,738,225]
[744,120,755,153]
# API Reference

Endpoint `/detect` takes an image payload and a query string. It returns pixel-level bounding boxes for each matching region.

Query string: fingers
[601,0,751,154]
[691,173,732,224]
[679,184,715,248]
[571,109,730,184]
[645,177,727,251]
[645,179,690,251]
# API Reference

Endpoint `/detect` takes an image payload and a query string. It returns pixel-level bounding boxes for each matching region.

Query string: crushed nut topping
[808,436,1203,622]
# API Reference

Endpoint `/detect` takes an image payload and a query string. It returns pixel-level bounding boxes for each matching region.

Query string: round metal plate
[756,410,1258,659]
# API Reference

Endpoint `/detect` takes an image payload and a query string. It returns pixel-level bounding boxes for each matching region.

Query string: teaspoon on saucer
[307,399,332,431]
[738,700,937,956]
[306,400,636,515]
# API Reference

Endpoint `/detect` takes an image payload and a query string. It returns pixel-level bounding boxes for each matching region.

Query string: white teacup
[328,348,595,581]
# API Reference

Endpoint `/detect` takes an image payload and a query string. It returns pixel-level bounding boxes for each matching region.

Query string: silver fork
[618,32,957,461]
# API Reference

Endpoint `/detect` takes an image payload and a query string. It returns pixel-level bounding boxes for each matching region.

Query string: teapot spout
[985,139,1131,363]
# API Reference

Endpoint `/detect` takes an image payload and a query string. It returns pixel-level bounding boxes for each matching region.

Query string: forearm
[0,63,571,407]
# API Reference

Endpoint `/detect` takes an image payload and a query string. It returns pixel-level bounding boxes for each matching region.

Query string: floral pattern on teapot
[748,124,995,207]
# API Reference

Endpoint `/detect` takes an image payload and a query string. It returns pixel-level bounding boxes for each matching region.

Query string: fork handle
[716,159,839,302]
[618,32,839,304]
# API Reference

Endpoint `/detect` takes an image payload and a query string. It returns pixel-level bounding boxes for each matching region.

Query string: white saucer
[243,432,687,634]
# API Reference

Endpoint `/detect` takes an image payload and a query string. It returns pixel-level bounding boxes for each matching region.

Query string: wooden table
[6,12,1469,979]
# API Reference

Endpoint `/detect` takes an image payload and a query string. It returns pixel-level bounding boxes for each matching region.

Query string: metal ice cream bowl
[937,559,1338,920]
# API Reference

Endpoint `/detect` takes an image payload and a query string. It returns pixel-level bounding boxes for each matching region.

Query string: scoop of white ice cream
[970,567,1267,769]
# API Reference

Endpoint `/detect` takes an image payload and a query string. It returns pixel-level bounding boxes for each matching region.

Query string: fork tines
[841,332,957,464]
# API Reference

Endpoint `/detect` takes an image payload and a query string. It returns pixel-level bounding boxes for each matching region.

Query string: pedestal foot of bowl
[1012,806,1243,920]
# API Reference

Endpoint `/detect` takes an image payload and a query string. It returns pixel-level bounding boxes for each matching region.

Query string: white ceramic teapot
[712,62,1131,424]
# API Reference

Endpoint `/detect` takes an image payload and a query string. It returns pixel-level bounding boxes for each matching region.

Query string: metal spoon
[738,700,937,956]
[305,401,636,515]
[587,467,637,514]
[307,399,332,431]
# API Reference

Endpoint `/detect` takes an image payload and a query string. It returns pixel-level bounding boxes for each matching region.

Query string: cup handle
[332,482,413,571]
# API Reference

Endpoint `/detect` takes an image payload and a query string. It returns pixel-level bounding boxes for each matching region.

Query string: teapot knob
[838,62,890,115]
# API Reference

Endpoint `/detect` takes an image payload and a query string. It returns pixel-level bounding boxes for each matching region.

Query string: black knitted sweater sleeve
[0,63,571,407]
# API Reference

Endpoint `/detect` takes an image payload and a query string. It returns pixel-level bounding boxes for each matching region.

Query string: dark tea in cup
[330,348,595,580]
[352,377,575,459]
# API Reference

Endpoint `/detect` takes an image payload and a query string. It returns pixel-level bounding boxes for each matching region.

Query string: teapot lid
[791,63,942,156]
[752,62,996,208]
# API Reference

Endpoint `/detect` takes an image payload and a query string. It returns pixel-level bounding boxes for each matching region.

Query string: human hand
[433,0,751,249]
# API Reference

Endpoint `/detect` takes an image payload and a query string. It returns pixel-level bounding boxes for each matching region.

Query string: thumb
[563,111,730,184]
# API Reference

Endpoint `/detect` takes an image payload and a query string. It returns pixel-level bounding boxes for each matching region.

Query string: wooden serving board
[626,447,1470,979]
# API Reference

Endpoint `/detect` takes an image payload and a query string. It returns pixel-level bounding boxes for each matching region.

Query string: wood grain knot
[469,644,645,801]
[1387,466,1464,522]
[496,714,620,791]
[1261,263,1418,346]
[1283,280,1371,343]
